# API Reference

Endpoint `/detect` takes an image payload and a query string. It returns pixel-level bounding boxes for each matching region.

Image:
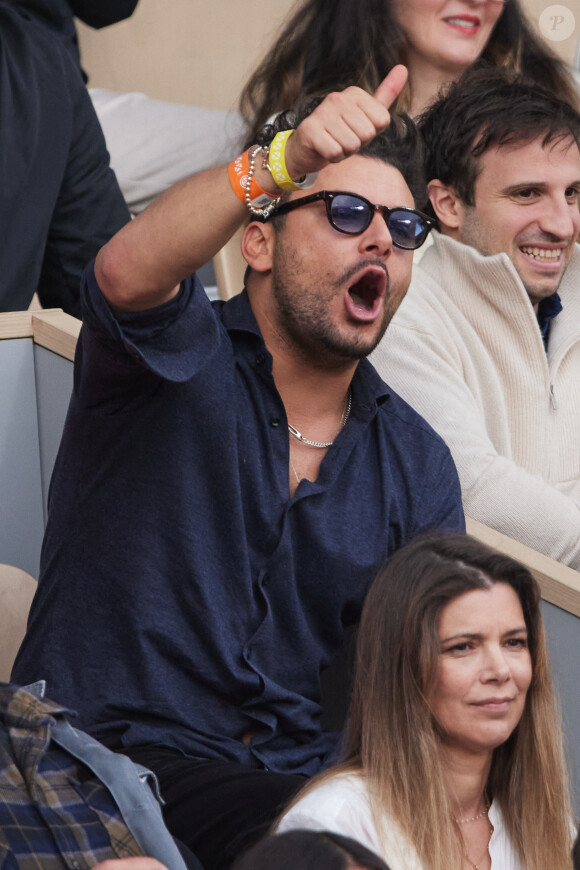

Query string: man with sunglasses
[13,67,463,870]
[372,67,580,568]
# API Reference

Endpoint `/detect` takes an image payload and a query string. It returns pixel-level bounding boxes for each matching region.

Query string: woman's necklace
[455,796,493,870]
[288,389,351,448]
[455,806,489,824]
[461,824,494,870]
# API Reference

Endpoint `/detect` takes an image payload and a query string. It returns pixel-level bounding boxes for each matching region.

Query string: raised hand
[284,65,408,179]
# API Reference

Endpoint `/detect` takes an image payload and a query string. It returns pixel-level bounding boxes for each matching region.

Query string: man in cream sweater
[372,68,580,568]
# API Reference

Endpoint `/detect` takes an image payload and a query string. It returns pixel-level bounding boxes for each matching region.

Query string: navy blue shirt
[14,265,464,776]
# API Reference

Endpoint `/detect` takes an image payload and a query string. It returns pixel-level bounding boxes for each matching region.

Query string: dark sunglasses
[271,190,436,250]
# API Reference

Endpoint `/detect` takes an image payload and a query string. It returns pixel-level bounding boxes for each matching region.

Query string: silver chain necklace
[288,389,352,448]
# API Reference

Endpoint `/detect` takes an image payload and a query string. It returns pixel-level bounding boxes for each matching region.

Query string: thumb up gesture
[283,65,408,180]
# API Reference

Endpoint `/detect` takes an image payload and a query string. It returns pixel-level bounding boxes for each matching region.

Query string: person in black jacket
[0,1,130,315]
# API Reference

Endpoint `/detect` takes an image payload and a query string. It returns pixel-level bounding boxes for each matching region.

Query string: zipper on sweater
[549,383,558,410]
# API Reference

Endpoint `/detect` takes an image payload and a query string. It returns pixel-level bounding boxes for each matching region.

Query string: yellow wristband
[268,131,317,191]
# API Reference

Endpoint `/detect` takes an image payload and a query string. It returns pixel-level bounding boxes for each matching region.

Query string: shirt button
[270,417,280,428]
[246,646,252,661]
[256,352,266,366]
[262,573,270,587]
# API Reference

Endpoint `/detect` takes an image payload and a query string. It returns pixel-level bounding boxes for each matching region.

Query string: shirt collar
[353,356,391,409]
[219,289,391,408]
[219,288,263,340]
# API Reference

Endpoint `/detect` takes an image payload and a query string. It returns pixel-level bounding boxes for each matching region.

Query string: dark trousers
[122,746,306,870]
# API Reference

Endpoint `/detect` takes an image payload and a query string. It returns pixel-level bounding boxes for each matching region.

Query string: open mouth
[346,268,386,321]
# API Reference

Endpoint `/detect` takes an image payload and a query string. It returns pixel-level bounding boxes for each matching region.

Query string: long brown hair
[285,534,573,870]
[240,0,578,144]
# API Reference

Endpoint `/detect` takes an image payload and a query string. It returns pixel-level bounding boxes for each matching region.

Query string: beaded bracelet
[268,131,318,191]
[245,145,284,217]
[228,147,281,217]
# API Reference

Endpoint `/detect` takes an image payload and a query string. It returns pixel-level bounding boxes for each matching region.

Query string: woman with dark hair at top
[232,830,391,870]
[277,534,574,870]
[240,0,579,143]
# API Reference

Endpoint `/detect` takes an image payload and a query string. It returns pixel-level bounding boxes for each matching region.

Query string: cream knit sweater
[372,232,580,568]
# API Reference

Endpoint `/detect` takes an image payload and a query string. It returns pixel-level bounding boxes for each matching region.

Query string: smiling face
[430,582,532,758]
[393,0,503,80]
[267,155,415,365]
[455,135,580,307]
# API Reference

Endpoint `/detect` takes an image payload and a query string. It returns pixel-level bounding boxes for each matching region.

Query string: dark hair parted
[232,830,391,870]
[240,0,579,144]
[419,66,580,206]
[256,98,426,209]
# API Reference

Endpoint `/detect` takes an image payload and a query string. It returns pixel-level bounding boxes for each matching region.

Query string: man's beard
[271,242,392,367]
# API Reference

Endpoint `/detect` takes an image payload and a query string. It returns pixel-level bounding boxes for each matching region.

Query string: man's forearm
[95,165,249,311]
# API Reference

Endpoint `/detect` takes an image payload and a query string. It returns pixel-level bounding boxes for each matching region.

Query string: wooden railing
[0,309,80,360]
[466,517,580,618]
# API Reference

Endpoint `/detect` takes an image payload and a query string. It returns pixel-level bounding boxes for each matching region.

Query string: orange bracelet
[228,149,281,209]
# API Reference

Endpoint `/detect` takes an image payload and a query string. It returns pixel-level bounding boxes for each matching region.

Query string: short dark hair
[419,66,580,206]
[257,97,426,207]
[232,830,391,870]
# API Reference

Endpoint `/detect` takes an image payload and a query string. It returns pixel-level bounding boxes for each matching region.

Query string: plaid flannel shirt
[0,683,142,869]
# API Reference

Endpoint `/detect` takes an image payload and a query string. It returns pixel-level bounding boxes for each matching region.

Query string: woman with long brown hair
[278,534,574,869]
[240,0,578,142]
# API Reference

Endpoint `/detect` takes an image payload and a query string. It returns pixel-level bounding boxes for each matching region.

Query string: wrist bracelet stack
[228,130,318,217]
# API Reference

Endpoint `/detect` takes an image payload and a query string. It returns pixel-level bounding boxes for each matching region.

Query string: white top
[371,233,580,568]
[277,773,526,869]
